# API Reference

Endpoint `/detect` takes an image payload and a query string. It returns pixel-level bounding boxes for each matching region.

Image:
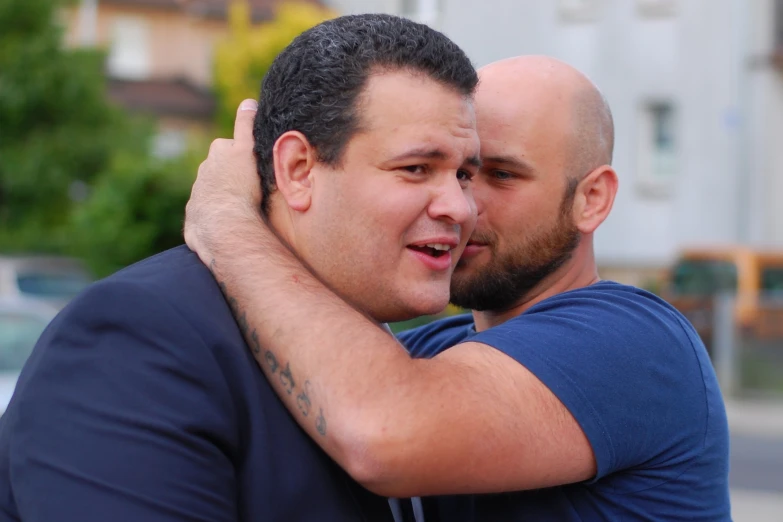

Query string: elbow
[342,446,394,496]
[332,417,417,497]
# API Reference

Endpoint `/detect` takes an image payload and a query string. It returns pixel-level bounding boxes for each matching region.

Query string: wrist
[187,202,260,268]
[209,207,268,257]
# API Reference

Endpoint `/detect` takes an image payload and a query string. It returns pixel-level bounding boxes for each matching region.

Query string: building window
[637,101,677,196]
[636,0,677,17]
[558,0,602,22]
[107,16,150,80]
[400,0,439,24]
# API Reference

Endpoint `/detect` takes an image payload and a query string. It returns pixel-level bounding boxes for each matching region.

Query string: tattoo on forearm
[315,408,327,436]
[265,350,280,373]
[211,260,326,437]
[236,311,250,338]
[296,381,312,417]
[250,330,261,355]
[280,362,296,395]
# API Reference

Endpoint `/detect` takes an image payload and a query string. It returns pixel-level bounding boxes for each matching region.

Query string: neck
[266,198,299,253]
[472,241,600,332]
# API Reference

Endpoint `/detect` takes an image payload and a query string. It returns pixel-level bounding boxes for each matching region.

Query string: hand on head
[184,99,262,265]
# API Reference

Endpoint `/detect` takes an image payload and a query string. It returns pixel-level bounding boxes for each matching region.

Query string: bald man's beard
[450,198,580,312]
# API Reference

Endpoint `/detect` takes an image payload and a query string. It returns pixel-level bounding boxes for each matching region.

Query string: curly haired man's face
[301,71,480,323]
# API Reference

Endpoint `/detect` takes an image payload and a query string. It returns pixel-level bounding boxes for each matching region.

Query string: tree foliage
[0,0,205,276]
[0,0,122,253]
[1,0,334,277]
[67,126,204,277]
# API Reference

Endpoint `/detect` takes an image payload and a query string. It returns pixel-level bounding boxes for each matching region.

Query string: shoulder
[55,246,227,338]
[27,246,238,389]
[109,245,215,299]
[27,273,208,384]
[397,313,475,359]
[2,254,246,521]
[12,249,243,430]
[490,281,697,347]
[468,282,723,479]
[530,280,679,316]
[472,281,709,399]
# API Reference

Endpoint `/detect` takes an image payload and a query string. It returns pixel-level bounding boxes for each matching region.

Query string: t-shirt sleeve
[397,314,474,359]
[6,279,239,522]
[467,290,708,482]
[397,326,440,358]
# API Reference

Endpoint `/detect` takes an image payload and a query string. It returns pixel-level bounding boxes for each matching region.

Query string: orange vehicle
[663,246,783,347]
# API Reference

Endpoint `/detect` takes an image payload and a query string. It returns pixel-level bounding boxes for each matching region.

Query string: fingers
[184,101,262,263]
[234,99,258,146]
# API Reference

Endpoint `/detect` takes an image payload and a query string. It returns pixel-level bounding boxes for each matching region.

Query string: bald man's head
[570,82,614,180]
[477,56,614,185]
[451,56,618,310]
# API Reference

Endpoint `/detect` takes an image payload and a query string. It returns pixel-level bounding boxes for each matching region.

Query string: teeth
[425,243,451,251]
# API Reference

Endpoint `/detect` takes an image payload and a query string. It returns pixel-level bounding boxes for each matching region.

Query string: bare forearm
[207,214,420,476]
[184,102,599,497]
[205,219,598,496]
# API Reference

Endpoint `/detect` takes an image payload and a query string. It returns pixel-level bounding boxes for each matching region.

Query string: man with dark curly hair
[0,14,480,522]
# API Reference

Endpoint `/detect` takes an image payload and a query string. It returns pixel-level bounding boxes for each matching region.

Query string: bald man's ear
[272,131,316,212]
[572,165,618,234]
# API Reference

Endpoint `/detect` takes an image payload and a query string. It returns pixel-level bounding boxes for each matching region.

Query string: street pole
[713,292,739,397]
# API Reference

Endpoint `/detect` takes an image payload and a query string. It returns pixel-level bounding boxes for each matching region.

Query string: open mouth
[407,243,452,258]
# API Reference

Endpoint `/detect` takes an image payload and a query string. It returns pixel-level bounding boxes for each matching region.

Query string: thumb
[234,99,258,145]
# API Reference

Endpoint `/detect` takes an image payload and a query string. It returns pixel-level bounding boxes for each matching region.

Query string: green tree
[0,0,122,252]
[0,0,205,277]
[213,0,334,136]
[0,0,334,277]
[66,123,205,277]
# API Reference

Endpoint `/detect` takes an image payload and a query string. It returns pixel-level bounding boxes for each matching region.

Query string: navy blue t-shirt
[398,281,731,521]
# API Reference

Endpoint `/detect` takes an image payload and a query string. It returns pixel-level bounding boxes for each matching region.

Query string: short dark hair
[254,13,478,214]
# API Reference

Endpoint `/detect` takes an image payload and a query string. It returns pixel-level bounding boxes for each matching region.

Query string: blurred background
[1,0,783,518]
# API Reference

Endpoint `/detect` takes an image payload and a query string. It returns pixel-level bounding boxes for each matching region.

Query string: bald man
[184,56,731,521]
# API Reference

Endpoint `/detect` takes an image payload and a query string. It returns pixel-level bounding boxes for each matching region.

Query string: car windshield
[671,259,738,296]
[17,272,91,300]
[0,313,48,372]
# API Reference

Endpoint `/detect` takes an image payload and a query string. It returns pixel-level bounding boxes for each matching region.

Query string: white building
[324,0,783,284]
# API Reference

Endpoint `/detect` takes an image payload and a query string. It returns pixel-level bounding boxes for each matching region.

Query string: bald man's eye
[492,170,514,180]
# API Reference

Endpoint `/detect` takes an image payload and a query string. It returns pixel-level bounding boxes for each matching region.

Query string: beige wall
[63,4,229,87]
[157,115,215,141]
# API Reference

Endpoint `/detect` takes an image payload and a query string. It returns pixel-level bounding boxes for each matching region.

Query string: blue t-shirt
[398,281,731,521]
